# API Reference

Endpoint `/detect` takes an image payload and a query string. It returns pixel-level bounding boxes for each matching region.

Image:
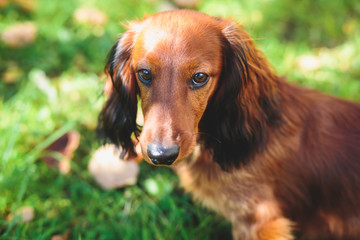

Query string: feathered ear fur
[199,22,282,170]
[97,29,140,156]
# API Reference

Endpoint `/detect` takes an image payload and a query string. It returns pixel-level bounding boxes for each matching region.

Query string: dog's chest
[174,153,269,223]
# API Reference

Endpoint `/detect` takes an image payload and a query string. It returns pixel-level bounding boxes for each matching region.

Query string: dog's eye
[137,69,153,85]
[191,73,209,89]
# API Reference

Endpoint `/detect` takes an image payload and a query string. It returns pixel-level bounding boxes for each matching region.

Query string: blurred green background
[0,0,359,239]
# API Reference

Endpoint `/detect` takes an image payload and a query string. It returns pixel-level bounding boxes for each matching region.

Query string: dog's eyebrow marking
[139,23,185,55]
[142,29,167,53]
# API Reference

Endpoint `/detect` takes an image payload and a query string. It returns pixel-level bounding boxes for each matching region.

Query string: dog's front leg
[254,217,294,240]
[232,217,294,240]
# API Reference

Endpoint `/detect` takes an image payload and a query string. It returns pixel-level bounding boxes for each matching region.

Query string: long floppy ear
[199,22,281,170]
[97,29,140,156]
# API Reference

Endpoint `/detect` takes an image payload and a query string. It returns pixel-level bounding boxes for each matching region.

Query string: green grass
[0,73,231,239]
[1,0,359,239]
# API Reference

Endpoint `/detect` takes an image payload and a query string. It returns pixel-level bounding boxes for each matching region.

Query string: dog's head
[98,10,280,169]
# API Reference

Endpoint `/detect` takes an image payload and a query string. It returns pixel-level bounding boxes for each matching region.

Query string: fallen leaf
[173,0,200,8]
[7,206,35,223]
[51,231,70,240]
[89,144,139,189]
[14,0,36,12]
[41,131,80,174]
[1,22,37,48]
[157,2,177,12]
[20,206,35,223]
[2,63,22,84]
[0,0,9,8]
[73,7,107,26]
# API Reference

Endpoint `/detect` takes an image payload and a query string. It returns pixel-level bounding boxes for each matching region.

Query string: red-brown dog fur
[98,10,360,240]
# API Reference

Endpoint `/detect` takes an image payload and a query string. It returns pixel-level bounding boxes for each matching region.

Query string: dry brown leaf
[7,206,35,223]
[1,22,37,48]
[51,231,70,240]
[89,144,139,189]
[14,0,36,12]
[41,131,80,174]
[0,0,9,8]
[73,7,107,26]
[2,63,22,84]
[174,0,200,8]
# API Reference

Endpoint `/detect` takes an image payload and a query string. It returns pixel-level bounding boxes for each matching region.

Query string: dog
[98,10,360,240]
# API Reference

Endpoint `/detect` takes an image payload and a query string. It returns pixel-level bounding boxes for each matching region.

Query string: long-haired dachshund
[98,10,360,240]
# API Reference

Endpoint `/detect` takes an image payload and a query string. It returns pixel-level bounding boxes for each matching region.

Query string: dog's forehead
[132,12,222,57]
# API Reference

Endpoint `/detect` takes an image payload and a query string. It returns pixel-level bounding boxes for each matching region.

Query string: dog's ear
[199,22,281,170]
[97,29,140,156]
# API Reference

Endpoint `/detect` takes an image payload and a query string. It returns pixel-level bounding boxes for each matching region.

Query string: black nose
[147,143,179,165]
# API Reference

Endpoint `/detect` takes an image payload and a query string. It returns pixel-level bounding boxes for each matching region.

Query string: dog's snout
[147,143,179,165]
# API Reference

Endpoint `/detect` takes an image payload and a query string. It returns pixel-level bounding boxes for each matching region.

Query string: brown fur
[98,10,360,240]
